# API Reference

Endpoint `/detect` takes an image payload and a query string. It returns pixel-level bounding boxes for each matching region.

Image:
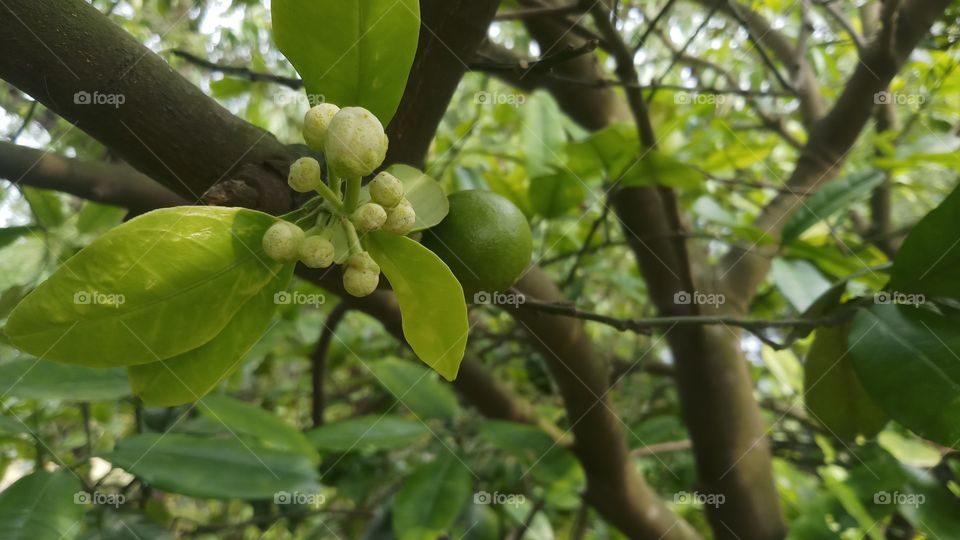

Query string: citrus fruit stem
[340,216,362,255]
[344,176,361,214]
[313,179,344,213]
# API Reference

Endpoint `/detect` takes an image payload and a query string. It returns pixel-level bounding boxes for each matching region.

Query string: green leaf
[0,358,130,401]
[900,470,960,537]
[781,171,885,244]
[306,415,429,452]
[21,187,64,228]
[272,0,420,125]
[196,394,315,458]
[890,184,960,298]
[127,265,293,406]
[478,420,583,493]
[209,77,252,99]
[100,433,319,500]
[384,164,449,232]
[368,359,459,420]
[848,305,960,447]
[6,207,285,367]
[393,452,472,540]
[619,150,704,189]
[564,122,636,181]
[0,470,84,540]
[771,258,832,313]
[804,325,888,439]
[529,170,585,219]
[522,92,565,177]
[76,201,126,234]
[365,233,468,380]
[0,415,28,435]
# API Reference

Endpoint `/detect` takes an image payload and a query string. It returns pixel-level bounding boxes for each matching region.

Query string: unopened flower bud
[262,221,305,263]
[369,172,404,208]
[351,203,387,232]
[324,107,388,178]
[288,157,322,193]
[299,235,335,268]
[303,103,340,151]
[382,199,416,235]
[346,251,380,274]
[343,268,379,297]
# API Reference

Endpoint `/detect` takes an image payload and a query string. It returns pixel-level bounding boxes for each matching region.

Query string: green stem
[344,176,361,214]
[314,181,344,213]
[330,175,342,199]
[340,217,362,255]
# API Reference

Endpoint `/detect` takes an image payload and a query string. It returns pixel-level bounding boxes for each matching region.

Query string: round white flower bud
[350,203,388,233]
[382,199,416,235]
[287,157,323,193]
[303,103,340,151]
[324,107,388,178]
[346,251,380,274]
[299,235,335,269]
[343,268,379,297]
[262,221,305,263]
[369,172,404,208]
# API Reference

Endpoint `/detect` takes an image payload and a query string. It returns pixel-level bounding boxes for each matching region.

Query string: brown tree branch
[312,302,350,427]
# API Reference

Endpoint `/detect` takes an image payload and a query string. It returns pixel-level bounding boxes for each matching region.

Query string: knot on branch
[201,159,293,215]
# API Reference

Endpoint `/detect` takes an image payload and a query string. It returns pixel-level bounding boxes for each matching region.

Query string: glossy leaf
[781,171,885,244]
[272,0,420,125]
[849,305,960,447]
[197,394,315,458]
[22,188,64,228]
[522,92,565,177]
[384,164,449,232]
[529,170,586,218]
[367,359,459,420]
[306,415,429,452]
[127,265,293,406]
[479,420,583,491]
[0,470,84,540]
[889,184,960,298]
[619,149,704,189]
[6,207,284,367]
[804,325,888,439]
[393,452,472,540]
[365,233,468,380]
[100,433,319,500]
[0,358,130,401]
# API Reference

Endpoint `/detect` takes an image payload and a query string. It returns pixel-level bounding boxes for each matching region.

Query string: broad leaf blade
[890,184,960,298]
[385,164,449,232]
[272,0,420,125]
[6,207,284,367]
[529,170,585,218]
[0,470,84,540]
[393,452,472,540]
[804,325,888,439]
[365,233,468,380]
[127,265,293,406]
[100,433,319,500]
[307,415,429,452]
[781,171,885,244]
[198,394,315,459]
[0,358,130,401]
[368,359,459,420]
[848,305,960,447]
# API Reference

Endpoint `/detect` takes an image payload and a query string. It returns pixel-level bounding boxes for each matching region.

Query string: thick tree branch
[0,140,187,211]
[0,0,293,213]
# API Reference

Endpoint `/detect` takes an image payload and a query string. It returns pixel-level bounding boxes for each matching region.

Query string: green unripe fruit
[303,103,340,151]
[369,171,404,208]
[324,107,388,179]
[422,190,532,293]
[343,268,379,297]
[382,199,416,235]
[299,235,335,269]
[346,251,380,274]
[262,221,306,263]
[287,157,322,193]
[351,203,388,233]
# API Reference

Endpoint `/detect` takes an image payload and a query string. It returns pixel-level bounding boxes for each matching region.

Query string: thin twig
[470,40,599,76]
[170,50,303,89]
[495,2,584,20]
[312,302,350,428]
